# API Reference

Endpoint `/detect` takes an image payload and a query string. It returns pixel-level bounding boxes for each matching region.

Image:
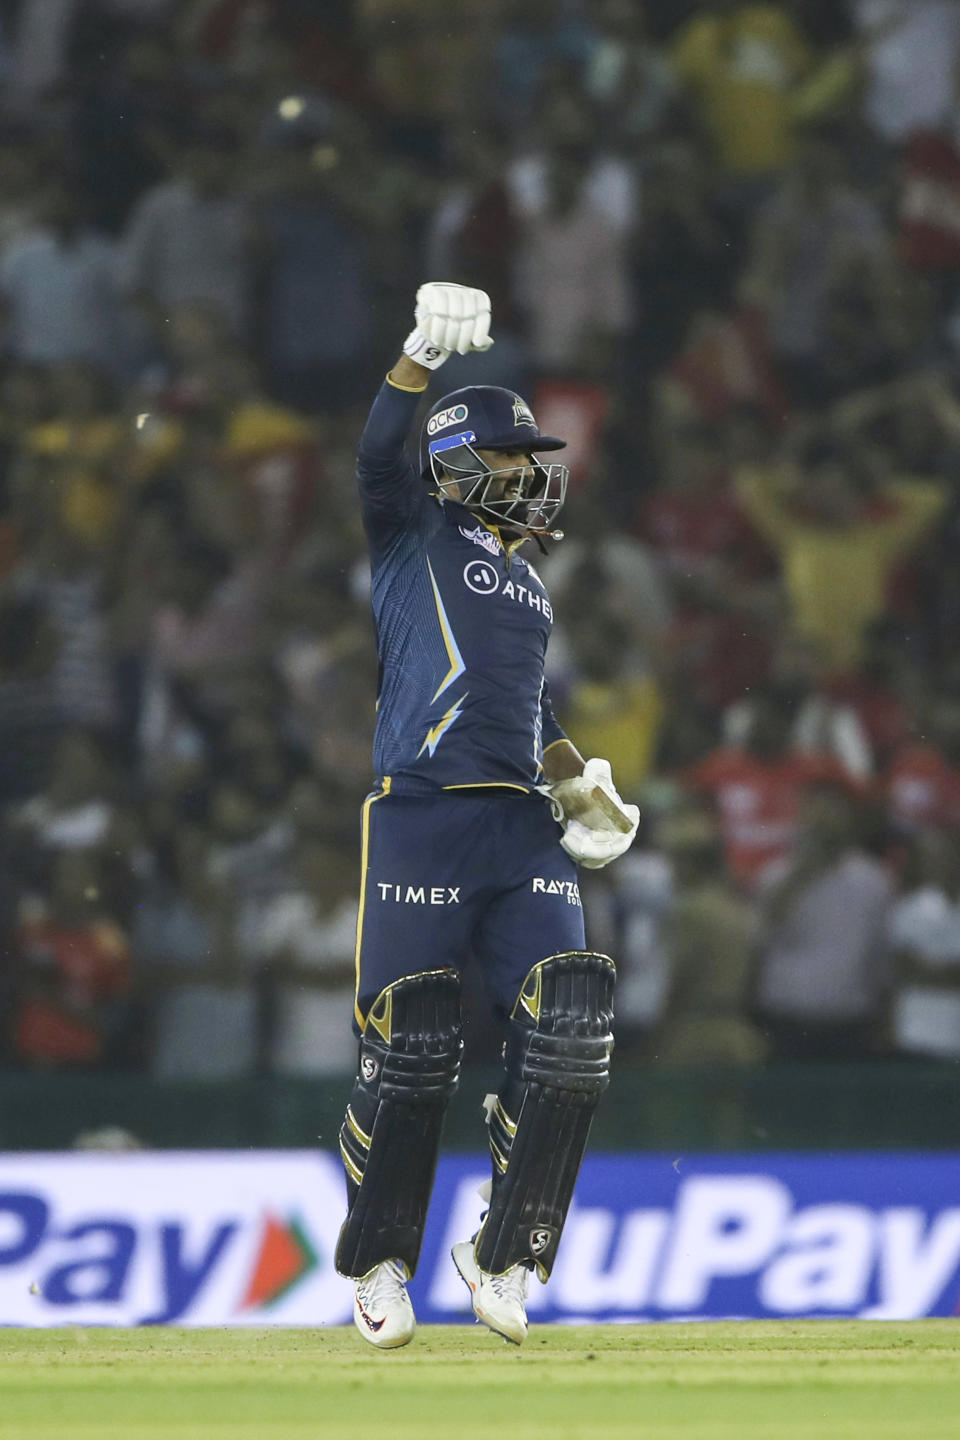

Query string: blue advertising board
[1,1151,959,1326]
[414,1153,960,1324]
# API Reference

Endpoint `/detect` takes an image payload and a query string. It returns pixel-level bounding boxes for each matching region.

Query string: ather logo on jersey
[462,560,555,617]
[463,559,500,594]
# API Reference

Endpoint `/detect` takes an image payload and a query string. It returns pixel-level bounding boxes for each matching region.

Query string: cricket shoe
[451,1240,529,1345]
[353,1259,416,1349]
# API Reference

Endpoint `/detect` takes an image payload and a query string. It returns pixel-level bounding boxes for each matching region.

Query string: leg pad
[475,951,614,1280]
[335,969,462,1279]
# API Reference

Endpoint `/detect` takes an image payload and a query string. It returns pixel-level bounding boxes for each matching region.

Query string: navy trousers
[352,782,586,1028]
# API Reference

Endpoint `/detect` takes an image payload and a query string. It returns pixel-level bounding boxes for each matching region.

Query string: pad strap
[335,969,462,1279]
[475,951,614,1280]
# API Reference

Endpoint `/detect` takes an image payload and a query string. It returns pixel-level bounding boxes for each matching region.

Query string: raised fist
[403,283,493,369]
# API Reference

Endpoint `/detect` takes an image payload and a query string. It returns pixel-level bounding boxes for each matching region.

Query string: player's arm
[733,464,800,549]
[873,478,948,559]
[357,284,494,538]
[538,690,640,870]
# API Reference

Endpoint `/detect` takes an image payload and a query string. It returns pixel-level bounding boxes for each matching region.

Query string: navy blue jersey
[357,378,567,790]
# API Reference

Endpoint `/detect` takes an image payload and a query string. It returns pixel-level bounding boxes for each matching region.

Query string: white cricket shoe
[353,1259,416,1349]
[451,1240,529,1345]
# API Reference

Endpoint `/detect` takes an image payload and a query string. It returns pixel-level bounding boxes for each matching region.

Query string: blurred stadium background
[3,0,960,1330]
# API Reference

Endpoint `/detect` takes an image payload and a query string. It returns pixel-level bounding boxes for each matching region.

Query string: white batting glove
[403,282,493,370]
[540,758,640,871]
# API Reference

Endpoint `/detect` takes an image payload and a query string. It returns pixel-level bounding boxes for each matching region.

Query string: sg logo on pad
[463,559,500,595]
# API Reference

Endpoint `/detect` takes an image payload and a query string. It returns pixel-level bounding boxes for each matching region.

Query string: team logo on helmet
[361,1055,378,1082]
[427,403,469,435]
[512,399,536,428]
[529,1226,553,1255]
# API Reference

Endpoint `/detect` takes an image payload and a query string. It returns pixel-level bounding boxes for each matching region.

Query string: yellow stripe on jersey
[443,781,530,793]
[353,777,392,1029]
[427,559,466,702]
[418,693,467,758]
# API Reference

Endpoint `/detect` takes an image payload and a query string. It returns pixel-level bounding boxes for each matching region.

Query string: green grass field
[1,1322,958,1440]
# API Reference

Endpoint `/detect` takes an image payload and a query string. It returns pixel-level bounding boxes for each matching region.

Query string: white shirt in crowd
[756,852,892,1023]
[507,154,635,370]
[856,0,960,141]
[889,886,960,1060]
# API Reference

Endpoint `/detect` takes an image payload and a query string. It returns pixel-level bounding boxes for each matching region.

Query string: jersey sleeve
[356,377,428,555]
[539,678,568,754]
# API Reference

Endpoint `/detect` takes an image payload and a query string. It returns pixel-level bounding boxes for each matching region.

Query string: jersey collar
[446,500,527,560]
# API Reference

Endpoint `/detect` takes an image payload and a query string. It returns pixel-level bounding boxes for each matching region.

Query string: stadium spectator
[631,138,740,375]
[9,728,123,861]
[245,835,359,1074]
[0,119,44,260]
[854,0,960,144]
[888,827,960,1061]
[119,118,253,342]
[0,590,63,803]
[508,94,636,376]
[584,0,678,146]
[541,493,673,664]
[0,176,124,375]
[15,362,125,562]
[493,0,595,128]
[10,511,120,732]
[734,436,947,669]
[0,0,958,1086]
[884,693,960,834]
[654,806,767,1065]
[742,127,887,400]
[559,611,664,803]
[252,107,378,412]
[685,692,848,889]
[71,29,182,234]
[135,822,260,1080]
[425,127,529,392]
[752,777,893,1060]
[672,0,812,185]
[11,848,131,1069]
[723,628,874,779]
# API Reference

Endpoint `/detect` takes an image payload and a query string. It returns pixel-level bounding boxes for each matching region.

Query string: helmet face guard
[428,431,568,537]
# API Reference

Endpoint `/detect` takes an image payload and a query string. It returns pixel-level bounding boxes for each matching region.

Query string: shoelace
[488,1265,529,1306]
[358,1260,408,1311]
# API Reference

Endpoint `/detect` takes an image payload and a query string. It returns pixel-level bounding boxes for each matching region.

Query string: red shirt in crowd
[884,743,960,832]
[638,481,767,585]
[900,131,960,272]
[13,918,130,1066]
[685,748,850,888]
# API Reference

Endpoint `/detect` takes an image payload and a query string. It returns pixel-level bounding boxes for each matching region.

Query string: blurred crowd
[3,0,960,1078]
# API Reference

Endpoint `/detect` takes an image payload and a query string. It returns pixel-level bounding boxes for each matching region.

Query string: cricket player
[336,283,639,1348]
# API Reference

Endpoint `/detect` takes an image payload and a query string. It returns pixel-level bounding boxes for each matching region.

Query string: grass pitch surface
[0,1322,958,1440]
